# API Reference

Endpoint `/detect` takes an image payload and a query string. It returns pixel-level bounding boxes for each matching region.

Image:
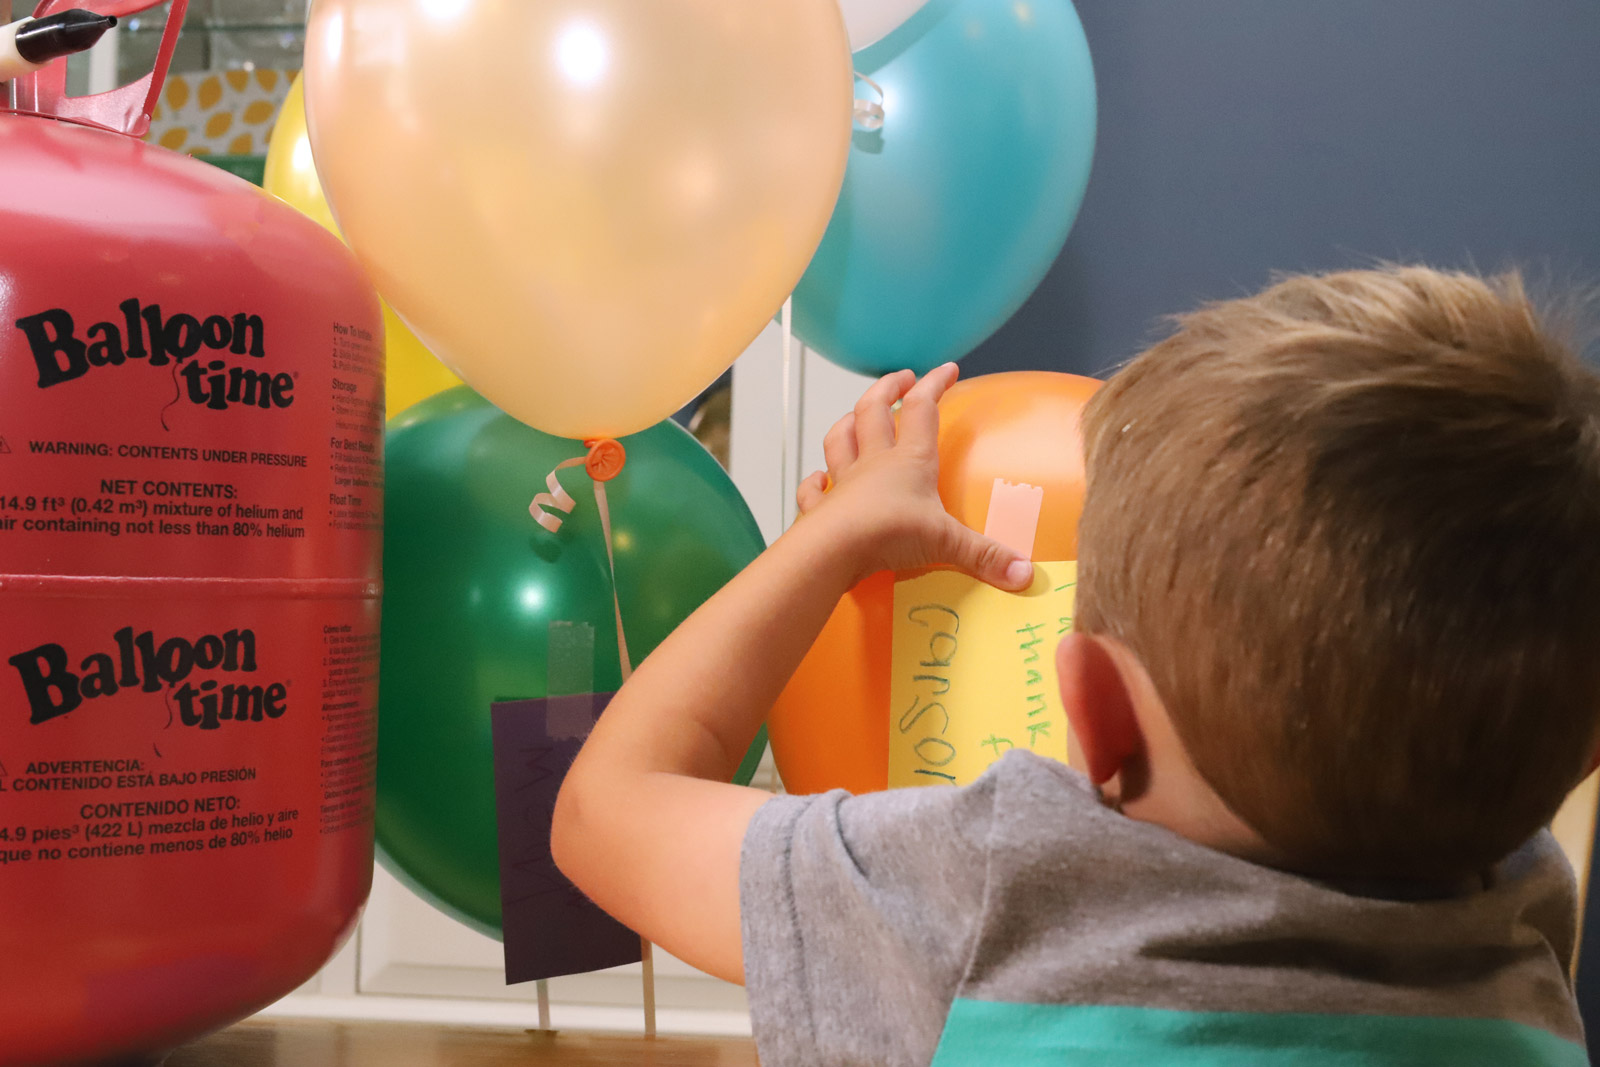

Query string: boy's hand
[794,363,1033,591]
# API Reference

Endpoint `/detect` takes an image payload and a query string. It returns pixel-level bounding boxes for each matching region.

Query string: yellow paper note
[888,561,1077,788]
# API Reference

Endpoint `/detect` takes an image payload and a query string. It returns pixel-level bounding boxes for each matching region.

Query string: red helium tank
[0,3,383,1063]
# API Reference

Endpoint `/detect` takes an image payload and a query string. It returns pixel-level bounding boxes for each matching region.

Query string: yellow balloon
[382,304,466,416]
[263,75,463,419]
[302,0,853,440]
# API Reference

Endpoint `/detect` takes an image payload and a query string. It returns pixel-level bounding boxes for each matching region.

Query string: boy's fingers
[940,519,1033,592]
[898,363,959,452]
[796,470,828,515]
[854,370,914,455]
[822,413,859,480]
[907,362,959,401]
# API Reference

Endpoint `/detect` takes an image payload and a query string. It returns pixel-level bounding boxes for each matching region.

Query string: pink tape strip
[983,478,1045,560]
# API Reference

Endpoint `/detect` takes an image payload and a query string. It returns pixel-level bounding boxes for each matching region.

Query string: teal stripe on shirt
[929,999,1589,1066]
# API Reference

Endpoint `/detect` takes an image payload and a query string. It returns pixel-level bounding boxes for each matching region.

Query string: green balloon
[378,387,768,937]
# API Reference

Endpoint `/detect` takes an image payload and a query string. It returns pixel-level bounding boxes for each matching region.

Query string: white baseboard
[261,991,753,1037]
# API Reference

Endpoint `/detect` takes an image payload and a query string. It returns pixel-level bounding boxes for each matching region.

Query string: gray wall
[964,0,1600,377]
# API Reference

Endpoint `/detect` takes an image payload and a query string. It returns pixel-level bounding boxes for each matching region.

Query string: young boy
[552,266,1600,1065]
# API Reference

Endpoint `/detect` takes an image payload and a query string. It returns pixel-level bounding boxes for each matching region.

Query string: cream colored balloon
[303,0,853,440]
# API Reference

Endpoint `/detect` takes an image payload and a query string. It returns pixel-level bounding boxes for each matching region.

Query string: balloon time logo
[8,627,290,729]
[13,299,295,411]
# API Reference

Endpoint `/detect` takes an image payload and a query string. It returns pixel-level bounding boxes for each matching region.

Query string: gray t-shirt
[740,750,1585,1067]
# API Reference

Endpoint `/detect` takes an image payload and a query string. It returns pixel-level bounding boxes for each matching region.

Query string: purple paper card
[491,691,642,984]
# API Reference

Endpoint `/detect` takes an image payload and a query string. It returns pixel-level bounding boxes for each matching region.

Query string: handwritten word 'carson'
[897,604,961,783]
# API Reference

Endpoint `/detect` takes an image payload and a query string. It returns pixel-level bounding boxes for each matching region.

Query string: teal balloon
[378,387,768,937]
[790,0,1096,376]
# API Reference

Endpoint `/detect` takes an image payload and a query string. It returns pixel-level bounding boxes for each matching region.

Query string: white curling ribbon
[528,456,586,533]
[526,448,635,679]
[853,72,885,133]
[590,479,633,679]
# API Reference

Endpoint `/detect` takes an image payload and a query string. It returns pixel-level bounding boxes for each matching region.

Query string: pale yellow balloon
[262,75,464,419]
[303,0,853,440]
[381,303,466,416]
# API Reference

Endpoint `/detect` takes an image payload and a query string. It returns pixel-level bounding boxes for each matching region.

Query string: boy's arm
[550,364,1031,985]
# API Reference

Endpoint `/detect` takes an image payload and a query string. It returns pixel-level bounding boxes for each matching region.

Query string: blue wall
[964,0,1600,378]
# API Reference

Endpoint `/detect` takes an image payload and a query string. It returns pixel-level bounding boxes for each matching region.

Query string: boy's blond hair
[1076,266,1600,879]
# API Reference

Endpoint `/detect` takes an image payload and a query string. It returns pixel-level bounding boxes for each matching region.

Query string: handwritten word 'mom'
[899,604,960,783]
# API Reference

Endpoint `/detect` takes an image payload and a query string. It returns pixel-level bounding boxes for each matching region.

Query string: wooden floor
[162,1018,759,1066]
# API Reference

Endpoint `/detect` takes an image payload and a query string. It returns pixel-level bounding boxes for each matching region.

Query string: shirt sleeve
[739,773,999,1067]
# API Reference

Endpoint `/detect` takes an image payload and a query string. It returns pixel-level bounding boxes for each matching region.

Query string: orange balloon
[768,371,1102,795]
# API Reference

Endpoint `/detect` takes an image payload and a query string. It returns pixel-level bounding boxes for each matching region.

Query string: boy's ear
[1057,633,1144,786]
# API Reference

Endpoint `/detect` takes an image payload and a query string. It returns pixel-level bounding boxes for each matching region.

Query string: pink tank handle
[11,0,188,137]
